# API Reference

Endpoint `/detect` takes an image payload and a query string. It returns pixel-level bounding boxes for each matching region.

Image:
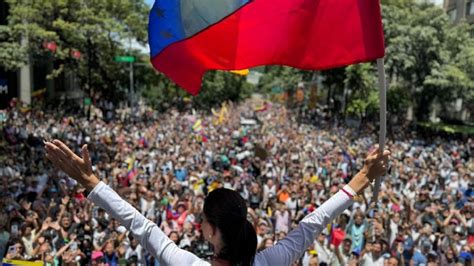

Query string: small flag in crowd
[192,119,203,133]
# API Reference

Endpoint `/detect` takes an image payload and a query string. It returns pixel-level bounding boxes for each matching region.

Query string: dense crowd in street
[0,99,473,266]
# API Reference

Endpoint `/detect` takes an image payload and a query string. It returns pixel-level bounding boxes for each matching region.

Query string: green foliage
[346,91,379,119]
[1,0,473,116]
[0,25,26,70]
[2,0,257,108]
[140,69,254,110]
[321,68,345,94]
[257,66,307,94]
[419,122,474,135]
[387,84,411,117]
[344,64,379,119]
[380,0,415,6]
[1,0,149,100]
[382,2,474,121]
[193,71,253,109]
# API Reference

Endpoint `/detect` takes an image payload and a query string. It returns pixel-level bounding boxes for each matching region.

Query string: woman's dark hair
[204,188,257,266]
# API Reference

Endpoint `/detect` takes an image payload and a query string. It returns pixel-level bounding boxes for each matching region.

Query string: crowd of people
[0,99,473,266]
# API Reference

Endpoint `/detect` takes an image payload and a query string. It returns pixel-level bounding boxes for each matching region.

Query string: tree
[382,1,474,121]
[192,71,254,109]
[0,25,26,70]
[424,23,474,119]
[257,66,306,94]
[320,67,345,115]
[1,0,149,101]
[344,64,379,121]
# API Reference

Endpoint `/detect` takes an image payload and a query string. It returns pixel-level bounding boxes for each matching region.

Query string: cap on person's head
[116,226,127,234]
[321,228,329,235]
[91,251,104,260]
[258,220,268,226]
[342,209,351,217]
[428,251,438,259]
[404,238,414,250]
[179,238,192,249]
[459,251,472,263]
[421,240,432,250]
[352,247,361,257]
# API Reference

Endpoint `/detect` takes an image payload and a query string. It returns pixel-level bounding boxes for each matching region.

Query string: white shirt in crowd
[314,239,335,265]
[263,184,276,201]
[361,252,385,266]
[125,244,145,265]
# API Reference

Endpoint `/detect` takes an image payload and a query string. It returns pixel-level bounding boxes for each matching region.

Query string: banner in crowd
[2,259,43,266]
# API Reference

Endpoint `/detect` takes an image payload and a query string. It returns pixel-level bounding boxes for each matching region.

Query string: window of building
[467,1,474,16]
[0,0,9,25]
[448,8,457,21]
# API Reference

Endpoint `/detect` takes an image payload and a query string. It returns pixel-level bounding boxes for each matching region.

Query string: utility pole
[129,34,134,108]
[19,0,31,105]
[20,34,31,105]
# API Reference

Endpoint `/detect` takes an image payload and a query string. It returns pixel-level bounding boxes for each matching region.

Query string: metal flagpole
[370,58,386,242]
[372,58,387,204]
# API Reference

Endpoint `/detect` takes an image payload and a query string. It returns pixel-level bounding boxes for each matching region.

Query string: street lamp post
[129,55,134,108]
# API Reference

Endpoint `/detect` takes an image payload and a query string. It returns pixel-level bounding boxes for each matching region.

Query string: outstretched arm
[44,140,206,266]
[255,147,390,265]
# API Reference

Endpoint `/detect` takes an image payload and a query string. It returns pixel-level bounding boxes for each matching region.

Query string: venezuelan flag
[148,0,385,95]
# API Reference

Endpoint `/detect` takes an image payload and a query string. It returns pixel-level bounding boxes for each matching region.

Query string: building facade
[0,0,20,109]
[444,0,474,35]
[0,0,84,109]
[442,0,474,123]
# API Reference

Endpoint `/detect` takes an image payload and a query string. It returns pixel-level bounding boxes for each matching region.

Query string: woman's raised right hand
[362,145,390,182]
[348,145,390,194]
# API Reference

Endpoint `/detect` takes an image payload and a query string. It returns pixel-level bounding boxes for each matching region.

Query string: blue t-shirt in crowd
[175,168,188,182]
[411,251,427,266]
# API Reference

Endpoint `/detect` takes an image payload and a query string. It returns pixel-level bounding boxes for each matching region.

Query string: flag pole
[369,58,386,242]
[372,58,386,204]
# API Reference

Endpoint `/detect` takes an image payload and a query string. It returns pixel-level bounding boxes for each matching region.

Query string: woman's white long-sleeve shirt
[88,182,352,266]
